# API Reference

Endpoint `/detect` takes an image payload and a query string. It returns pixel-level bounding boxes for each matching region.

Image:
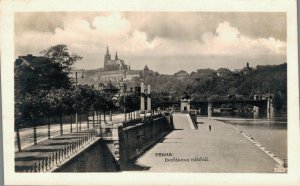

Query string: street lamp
[120,82,127,122]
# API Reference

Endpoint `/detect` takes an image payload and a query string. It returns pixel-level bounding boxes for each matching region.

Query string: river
[211,112,287,162]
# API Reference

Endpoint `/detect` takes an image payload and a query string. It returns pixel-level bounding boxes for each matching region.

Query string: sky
[15,12,286,74]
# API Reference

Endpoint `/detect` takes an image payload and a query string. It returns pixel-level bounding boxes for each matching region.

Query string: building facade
[104,46,129,71]
[72,46,152,91]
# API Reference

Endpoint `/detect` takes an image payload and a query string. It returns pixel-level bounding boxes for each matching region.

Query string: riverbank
[135,115,283,172]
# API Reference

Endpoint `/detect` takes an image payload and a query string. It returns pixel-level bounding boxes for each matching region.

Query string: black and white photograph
[1,0,299,185]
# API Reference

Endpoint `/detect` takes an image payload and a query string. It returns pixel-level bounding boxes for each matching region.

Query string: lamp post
[119,82,127,122]
[140,82,145,116]
[124,90,126,121]
[147,85,151,115]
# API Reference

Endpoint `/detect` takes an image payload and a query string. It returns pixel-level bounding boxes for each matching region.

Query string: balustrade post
[40,160,44,172]
[69,144,72,156]
[44,158,47,172]
[55,152,58,164]
[34,163,38,172]
[57,150,60,163]
[38,160,42,172]
[62,148,65,159]
[47,156,50,170]
[64,147,67,158]
[59,150,62,162]
[66,145,69,157]
[71,143,73,154]
[60,148,64,162]
[52,154,55,167]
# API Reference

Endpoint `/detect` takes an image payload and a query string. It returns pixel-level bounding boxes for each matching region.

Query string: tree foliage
[145,63,287,112]
[40,44,83,72]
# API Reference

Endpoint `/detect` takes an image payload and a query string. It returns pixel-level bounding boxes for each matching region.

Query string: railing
[22,129,97,173]
[189,110,198,130]
[122,113,163,128]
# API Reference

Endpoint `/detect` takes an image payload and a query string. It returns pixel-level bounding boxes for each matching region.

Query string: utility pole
[123,82,127,121]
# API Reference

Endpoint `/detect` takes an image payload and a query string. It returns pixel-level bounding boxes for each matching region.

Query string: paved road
[136,114,281,172]
[15,111,140,151]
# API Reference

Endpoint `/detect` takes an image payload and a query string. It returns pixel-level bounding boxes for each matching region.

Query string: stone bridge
[150,98,274,116]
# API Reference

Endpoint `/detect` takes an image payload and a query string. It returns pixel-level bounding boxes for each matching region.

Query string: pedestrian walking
[209,125,211,131]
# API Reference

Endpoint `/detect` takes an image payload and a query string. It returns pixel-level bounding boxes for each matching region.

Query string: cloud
[14,12,286,72]
[124,12,286,42]
[198,22,286,56]
[92,12,131,34]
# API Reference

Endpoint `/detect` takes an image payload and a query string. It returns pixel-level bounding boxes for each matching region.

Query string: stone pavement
[172,113,195,130]
[135,114,281,172]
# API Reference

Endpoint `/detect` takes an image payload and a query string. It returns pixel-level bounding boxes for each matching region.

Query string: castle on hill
[71,46,152,90]
[103,46,129,71]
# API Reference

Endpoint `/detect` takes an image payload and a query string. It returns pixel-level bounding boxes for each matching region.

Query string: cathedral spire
[115,51,118,60]
[106,46,109,55]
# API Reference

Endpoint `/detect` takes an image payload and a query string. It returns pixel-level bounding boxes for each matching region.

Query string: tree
[15,56,72,95]
[21,92,45,145]
[45,89,68,135]
[119,93,139,119]
[40,44,83,72]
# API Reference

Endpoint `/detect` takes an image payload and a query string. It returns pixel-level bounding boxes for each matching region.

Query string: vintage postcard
[1,0,299,185]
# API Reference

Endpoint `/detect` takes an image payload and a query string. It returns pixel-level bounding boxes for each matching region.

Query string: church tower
[115,51,118,60]
[104,46,111,70]
[144,65,149,79]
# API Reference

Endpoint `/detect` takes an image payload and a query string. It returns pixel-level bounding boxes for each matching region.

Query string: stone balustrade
[22,129,97,173]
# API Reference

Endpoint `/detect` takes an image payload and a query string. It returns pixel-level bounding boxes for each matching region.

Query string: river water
[211,112,287,162]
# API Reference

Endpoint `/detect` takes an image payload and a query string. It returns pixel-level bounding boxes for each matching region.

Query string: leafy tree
[40,44,83,72]
[15,56,72,95]
[15,44,83,149]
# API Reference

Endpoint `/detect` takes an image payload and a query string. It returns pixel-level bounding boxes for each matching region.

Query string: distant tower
[104,46,111,69]
[144,65,149,78]
[246,62,249,68]
[115,51,118,60]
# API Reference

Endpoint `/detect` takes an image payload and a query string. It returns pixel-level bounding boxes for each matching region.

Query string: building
[72,46,153,90]
[242,62,252,75]
[104,46,129,71]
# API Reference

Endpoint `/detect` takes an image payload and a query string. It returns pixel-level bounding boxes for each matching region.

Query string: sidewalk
[15,129,98,172]
[15,112,136,151]
[135,116,281,172]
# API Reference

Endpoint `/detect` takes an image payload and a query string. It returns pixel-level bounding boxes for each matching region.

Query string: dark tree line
[14,44,119,151]
[145,63,287,113]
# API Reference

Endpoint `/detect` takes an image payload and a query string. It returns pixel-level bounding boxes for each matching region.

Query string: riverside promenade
[135,113,282,172]
[15,129,99,172]
[15,112,134,151]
